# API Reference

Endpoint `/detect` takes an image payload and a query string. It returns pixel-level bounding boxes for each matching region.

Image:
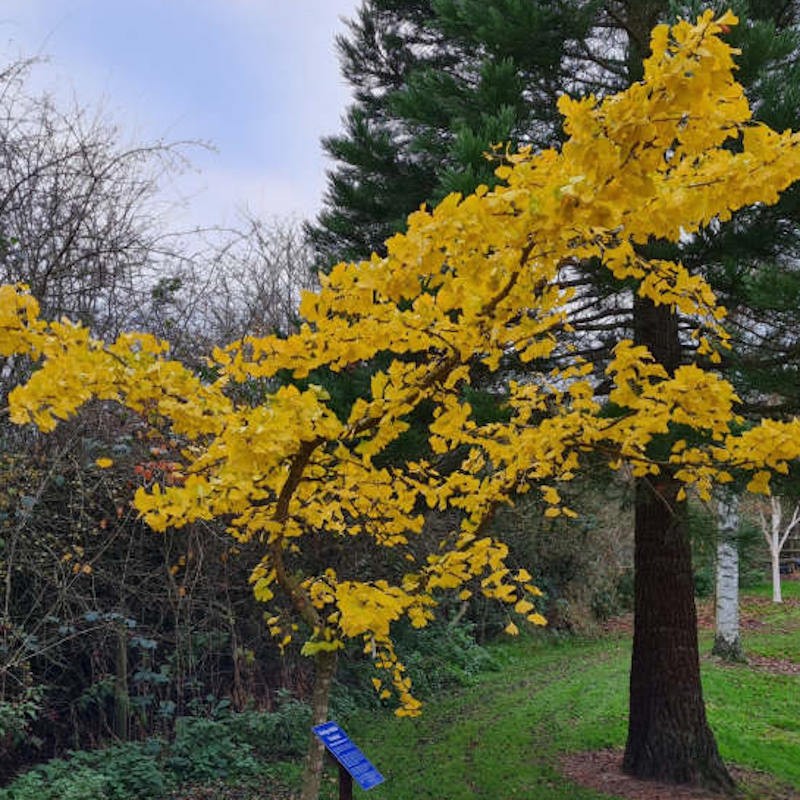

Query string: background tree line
[0,54,324,780]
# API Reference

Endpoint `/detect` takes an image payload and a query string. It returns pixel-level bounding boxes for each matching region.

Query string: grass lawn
[321,585,800,800]
[735,579,800,662]
[337,637,629,799]
[742,580,800,602]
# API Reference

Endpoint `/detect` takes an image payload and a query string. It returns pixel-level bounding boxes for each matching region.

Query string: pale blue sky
[1,1,361,227]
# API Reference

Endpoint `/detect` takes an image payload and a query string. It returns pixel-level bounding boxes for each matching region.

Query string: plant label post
[312,721,385,799]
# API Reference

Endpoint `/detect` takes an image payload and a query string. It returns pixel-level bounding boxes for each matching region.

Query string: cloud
[166,162,323,230]
[0,0,360,225]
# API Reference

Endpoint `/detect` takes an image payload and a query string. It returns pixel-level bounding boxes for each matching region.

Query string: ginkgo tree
[4,10,800,795]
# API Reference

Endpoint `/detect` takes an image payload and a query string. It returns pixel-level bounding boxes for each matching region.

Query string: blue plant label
[313,721,385,790]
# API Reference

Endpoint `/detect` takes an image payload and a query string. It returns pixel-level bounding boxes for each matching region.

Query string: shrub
[166,716,259,782]
[0,684,44,772]
[225,693,311,760]
[0,695,313,800]
[492,481,634,629]
[395,620,497,697]
[0,741,166,800]
[165,695,311,782]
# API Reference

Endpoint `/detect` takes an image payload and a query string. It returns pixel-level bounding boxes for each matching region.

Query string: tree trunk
[771,547,783,603]
[759,496,800,604]
[623,474,733,791]
[623,298,733,792]
[712,492,744,662]
[300,649,338,800]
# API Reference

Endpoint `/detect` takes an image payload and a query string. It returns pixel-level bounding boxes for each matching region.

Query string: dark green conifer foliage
[311,0,800,788]
[307,0,598,267]
[689,0,800,414]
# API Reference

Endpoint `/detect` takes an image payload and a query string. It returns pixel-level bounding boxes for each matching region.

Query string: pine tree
[307,0,596,266]
[312,0,800,788]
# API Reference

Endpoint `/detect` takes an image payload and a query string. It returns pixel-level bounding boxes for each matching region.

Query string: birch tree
[712,489,743,660]
[758,495,800,603]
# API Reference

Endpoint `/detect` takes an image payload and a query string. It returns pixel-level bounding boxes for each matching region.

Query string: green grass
[743,580,800,601]
[696,582,800,661]
[336,636,630,800]
[737,582,800,660]
[704,667,800,783]
[744,632,800,660]
[704,583,800,787]
[321,590,800,800]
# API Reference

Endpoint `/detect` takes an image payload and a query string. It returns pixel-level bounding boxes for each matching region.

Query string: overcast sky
[0,1,361,228]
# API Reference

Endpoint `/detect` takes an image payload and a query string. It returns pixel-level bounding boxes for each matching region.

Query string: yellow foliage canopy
[4,11,800,714]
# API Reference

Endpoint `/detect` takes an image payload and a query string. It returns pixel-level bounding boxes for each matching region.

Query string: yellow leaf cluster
[5,11,800,714]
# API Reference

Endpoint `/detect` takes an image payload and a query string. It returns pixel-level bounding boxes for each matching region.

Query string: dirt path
[562,749,800,800]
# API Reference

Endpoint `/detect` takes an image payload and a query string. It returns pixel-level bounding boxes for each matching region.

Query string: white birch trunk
[771,547,782,604]
[712,491,743,661]
[758,496,800,605]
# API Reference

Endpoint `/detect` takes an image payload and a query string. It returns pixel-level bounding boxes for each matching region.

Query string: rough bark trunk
[616,6,732,791]
[623,473,733,790]
[300,650,338,800]
[623,298,733,792]
[712,492,744,662]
